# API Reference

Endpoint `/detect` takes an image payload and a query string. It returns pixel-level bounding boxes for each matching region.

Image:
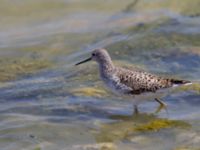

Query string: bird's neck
[98,59,115,78]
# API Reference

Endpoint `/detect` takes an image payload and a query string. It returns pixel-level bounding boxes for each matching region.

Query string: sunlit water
[0,0,200,150]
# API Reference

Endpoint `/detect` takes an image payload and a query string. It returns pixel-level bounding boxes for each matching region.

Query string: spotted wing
[116,68,173,95]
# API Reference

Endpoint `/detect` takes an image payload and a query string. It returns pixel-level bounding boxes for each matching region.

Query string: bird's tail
[170,79,191,86]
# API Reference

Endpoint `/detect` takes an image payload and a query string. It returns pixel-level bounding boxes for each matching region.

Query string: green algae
[135,119,191,132]
[33,147,41,150]
[70,87,108,98]
[18,33,97,57]
[2,0,200,23]
[107,32,200,55]
[134,0,200,16]
[174,147,200,150]
[95,113,190,143]
[0,58,52,82]
[105,16,200,57]
[0,0,134,28]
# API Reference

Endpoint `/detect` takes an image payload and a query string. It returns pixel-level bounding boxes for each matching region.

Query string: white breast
[101,74,132,95]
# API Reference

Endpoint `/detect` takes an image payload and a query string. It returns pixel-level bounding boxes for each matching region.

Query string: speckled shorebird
[75,48,191,113]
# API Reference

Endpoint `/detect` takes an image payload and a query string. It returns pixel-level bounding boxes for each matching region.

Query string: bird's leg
[154,98,167,113]
[133,105,139,114]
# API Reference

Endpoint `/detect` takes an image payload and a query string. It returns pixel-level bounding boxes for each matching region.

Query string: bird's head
[75,48,111,65]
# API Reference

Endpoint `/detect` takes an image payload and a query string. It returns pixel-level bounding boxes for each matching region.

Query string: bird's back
[114,67,190,95]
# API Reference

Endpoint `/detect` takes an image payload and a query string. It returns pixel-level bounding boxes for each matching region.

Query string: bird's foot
[133,105,139,115]
[154,98,168,114]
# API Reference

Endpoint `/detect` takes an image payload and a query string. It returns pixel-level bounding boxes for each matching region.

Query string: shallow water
[0,0,200,150]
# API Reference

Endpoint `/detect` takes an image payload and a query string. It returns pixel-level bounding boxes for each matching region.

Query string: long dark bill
[75,57,92,65]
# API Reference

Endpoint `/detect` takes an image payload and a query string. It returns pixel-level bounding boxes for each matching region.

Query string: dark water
[0,0,200,150]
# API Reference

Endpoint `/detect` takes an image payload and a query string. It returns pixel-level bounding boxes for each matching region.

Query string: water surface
[0,0,200,150]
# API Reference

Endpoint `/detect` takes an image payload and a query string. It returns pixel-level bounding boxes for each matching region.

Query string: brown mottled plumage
[115,67,190,95]
[75,48,191,113]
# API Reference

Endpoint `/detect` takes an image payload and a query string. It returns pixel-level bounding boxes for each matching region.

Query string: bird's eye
[92,53,95,56]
